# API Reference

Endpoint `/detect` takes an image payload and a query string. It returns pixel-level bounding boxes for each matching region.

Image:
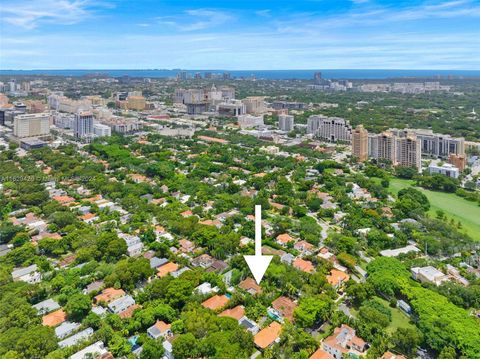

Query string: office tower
[127,96,146,111]
[242,96,266,115]
[307,115,352,142]
[352,125,368,162]
[13,113,50,138]
[74,111,94,139]
[314,72,322,84]
[278,114,294,132]
[177,71,188,80]
[396,134,421,170]
[8,79,16,93]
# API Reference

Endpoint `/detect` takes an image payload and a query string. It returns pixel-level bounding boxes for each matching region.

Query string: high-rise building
[368,130,421,171]
[314,72,322,85]
[278,114,294,132]
[376,131,397,163]
[352,125,368,162]
[74,111,94,139]
[13,113,50,138]
[307,115,352,142]
[392,128,464,158]
[127,96,146,111]
[242,97,266,115]
[396,134,421,170]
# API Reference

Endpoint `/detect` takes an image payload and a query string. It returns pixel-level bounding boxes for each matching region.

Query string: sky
[0,0,479,70]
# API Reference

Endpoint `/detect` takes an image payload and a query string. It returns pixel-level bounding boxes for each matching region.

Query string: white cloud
[156,9,233,32]
[0,0,112,29]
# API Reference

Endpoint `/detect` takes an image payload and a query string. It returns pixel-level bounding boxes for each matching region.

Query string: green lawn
[375,297,415,334]
[388,178,480,241]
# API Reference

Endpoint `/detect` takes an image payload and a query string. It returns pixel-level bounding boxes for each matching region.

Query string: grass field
[348,297,415,334]
[375,297,415,334]
[387,178,480,241]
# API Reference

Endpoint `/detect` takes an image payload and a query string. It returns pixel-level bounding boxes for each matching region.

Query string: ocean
[1,69,480,80]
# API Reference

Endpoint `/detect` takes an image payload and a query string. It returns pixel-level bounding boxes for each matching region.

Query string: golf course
[387,178,480,241]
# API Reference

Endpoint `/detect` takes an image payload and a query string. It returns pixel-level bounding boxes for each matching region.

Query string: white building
[428,163,460,178]
[411,266,449,286]
[278,114,294,132]
[237,114,264,129]
[11,264,42,284]
[93,123,111,137]
[74,111,94,139]
[13,113,50,138]
[307,115,352,142]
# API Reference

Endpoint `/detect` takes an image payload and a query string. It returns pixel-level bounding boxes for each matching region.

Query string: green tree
[65,293,92,321]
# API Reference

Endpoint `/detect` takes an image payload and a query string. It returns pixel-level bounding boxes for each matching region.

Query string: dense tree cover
[293,295,333,328]
[172,305,254,359]
[404,284,480,358]
[366,257,480,357]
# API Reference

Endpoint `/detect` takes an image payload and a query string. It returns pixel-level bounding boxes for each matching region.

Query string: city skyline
[1,0,480,70]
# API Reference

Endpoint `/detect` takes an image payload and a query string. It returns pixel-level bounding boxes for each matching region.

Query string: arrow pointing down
[244,205,273,284]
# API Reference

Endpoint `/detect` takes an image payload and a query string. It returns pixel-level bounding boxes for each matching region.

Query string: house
[171,267,190,278]
[322,324,367,359]
[201,294,230,311]
[42,309,67,327]
[32,298,60,315]
[254,321,282,349]
[118,304,141,319]
[83,280,104,294]
[198,219,222,228]
[157,262,179,277]
[150,256,169,269]
[379,245,420,257]
[147,320,172,340]
[327,269,350,289]
[180,210,193,217]
[293,258,315,273]
[294,240,315,255]
[55,321,81,339]
[69,341,108,359]
[191,253,215,268]
[411,266,449,286]
[309,349,333,359]
[207,259,228,273]
[281,253,295,265]
[127,241,144,257]
[381,352,406,359]
[79,212,98,224]
[269,296,297,322]
[94,288,126,304]
[276,233,294,246]
[108,295,136,314]
[219,305,245,321]
[239,277,262,295]
[239,317,260,335]
[58,327,94,348]
[12,264,42,284]
[446,264,470,286]
[195,282,219,295]
[178,239,196,253]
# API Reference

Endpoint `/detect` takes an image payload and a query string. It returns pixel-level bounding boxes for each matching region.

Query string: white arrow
[244,205,273,284]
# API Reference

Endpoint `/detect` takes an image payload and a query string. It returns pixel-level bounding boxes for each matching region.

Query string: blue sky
[0,0,479,69]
